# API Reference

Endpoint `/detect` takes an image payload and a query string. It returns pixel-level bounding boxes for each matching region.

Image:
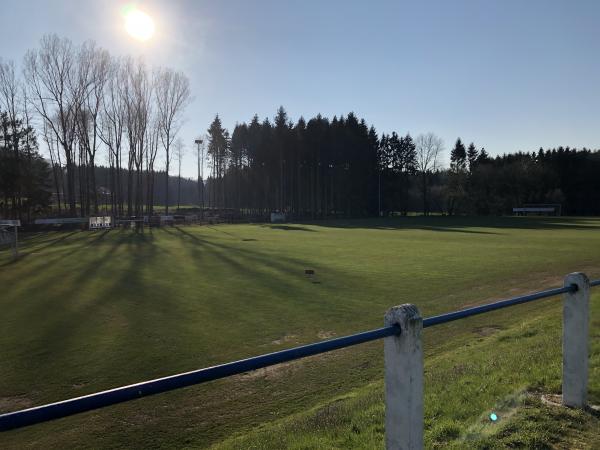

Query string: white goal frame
[0,220,21,258]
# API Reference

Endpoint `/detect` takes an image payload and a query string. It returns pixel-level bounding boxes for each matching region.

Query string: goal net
[0,226,15,247]
[0,220,20,258]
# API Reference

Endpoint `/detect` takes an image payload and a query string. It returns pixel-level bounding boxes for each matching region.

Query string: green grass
[213,297,600,449]
[1,216,599,449]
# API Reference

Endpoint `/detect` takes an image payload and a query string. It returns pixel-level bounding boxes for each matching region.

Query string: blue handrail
[423,285,575,328]
[0,326,399,431]
[0,280,595,432]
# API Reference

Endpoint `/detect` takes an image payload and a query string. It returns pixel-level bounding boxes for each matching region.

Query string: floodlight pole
[14,224,18,258]
[195,138,204,220]
[378,169,382,217]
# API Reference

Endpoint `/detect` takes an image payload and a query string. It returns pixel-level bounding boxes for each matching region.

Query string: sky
[1,0,599,178]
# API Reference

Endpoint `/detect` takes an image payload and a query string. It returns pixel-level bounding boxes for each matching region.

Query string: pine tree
[448,138,467,214]
[467,142,479,172]
[0,110,51,219]
[450,138,467,172]
[207,115,229,207]
[230,123,248,209]
[477,147,490,163]
[274,106,290,211]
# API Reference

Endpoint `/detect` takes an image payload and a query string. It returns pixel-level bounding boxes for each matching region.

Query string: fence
[1,273,598,449]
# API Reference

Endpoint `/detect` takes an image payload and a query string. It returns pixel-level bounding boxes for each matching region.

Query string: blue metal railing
[423,285,575,327]
[0,280,596,432]
[0,326,399,431]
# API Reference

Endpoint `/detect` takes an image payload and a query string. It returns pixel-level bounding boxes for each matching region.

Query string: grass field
[1,216,599,449]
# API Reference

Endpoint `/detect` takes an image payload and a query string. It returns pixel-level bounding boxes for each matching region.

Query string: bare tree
[98,57,126,216]
[145,116,160,215]
[74,42,110,215]
[154,68,190,215]
[42,117,64,214]
[0,60,20,127]
[23,34,82,215]
[415,132,443,216]
[123,57,153,218]
[0,60,24,216]
[13,34,195,220]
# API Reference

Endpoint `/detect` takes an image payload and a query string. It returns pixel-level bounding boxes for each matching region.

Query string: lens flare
[123,6,155,42]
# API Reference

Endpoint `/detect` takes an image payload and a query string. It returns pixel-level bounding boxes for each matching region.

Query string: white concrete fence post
[562,272,590,408]
[384,304,424,450]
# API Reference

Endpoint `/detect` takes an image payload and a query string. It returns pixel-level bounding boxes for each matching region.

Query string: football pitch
[1,216,599,448]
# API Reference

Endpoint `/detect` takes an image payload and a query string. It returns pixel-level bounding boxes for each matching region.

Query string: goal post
[0,219,21,259]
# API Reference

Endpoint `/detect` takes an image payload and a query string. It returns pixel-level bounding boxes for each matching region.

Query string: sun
[124,7,155,42]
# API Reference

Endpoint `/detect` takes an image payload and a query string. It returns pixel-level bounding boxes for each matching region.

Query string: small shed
[270,212,286,223]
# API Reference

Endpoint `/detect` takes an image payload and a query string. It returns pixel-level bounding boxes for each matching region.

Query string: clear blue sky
[1,0,599,177]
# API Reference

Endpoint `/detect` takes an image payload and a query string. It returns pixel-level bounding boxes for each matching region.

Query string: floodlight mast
[195,138,204,219]
[13,223,18,259]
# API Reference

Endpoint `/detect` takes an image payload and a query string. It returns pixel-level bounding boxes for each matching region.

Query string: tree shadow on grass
[169,227,322,281]
[3,229,153,304]
[0,223,387,448]
[0,230,85,267]
[169,226,322,274]
[25,230,82,251]
[1,225,315,413]
[264,225,317,232]
[1,229,168,397]
[164,226,353,318]
[302,216,600,233]
[414,226,499,235]
[205,225,240,239]
[5,224,347,399]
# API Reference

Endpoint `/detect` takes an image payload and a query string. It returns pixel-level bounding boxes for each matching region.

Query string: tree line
[0,33,190,220]
[445,141,600,216]
[205,109,599,217]
[2,34,600,220]
[204,109,445,217]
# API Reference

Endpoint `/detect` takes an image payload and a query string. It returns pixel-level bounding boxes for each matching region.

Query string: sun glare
[124,7,155,42]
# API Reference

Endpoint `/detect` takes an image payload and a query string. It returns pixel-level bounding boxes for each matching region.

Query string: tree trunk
[165,143,170,215]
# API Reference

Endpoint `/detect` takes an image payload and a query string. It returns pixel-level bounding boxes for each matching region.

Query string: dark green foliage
[204,108,600,218]
[450,138,467,172]
[461,148,600,215]
[207,114,230,208]
[467,142,478,172]
[205,108,381,218]
[0,109,51,219]
[377,132,416,215]
[447,138,468,215]
[6,99,600,218]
